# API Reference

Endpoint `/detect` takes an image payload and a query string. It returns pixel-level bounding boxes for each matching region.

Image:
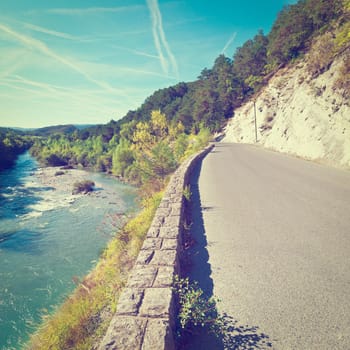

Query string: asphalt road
[196,143,350,349]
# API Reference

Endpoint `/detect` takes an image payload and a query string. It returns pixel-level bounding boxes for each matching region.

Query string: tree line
[0,129,33,170]
[5,0,349,185]
[30,111,210,194]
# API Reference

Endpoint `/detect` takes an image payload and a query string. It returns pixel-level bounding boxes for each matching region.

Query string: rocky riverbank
[35,167,98,195]
[22,166,121,217]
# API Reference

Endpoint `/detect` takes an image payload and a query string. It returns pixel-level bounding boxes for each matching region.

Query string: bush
[45,154,67,167]
[333,53,350,98]
[173,276,224,337]
[54,171,65,176]
[72,180,95,195]
[307,32,335,77]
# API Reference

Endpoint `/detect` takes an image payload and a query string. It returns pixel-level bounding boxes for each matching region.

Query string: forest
[2,0,349,188]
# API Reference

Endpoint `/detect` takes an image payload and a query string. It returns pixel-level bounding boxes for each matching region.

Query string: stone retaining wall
[98,144,214,350]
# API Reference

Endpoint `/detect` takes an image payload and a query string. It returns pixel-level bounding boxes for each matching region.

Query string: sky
[0,0,297,128]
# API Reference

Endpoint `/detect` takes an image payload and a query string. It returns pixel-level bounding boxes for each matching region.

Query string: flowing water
[0,153,137,349]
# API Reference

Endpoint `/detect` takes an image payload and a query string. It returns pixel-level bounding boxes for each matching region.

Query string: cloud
[45,6,144,15]
[0,75,130,126]
[12,76,127,108]
[0,23,127,97]
[0,49,27,78]
[221,32,237,55]
[115,66,177,80]
[146,0,179,78]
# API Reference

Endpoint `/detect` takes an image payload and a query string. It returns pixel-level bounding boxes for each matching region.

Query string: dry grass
[26,192,162,350]
[334,53,350,99]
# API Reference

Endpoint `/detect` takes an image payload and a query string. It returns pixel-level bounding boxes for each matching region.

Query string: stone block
[158,226,178,239]
[127,266,158,288]
[146,226,159,238]
[141,238,162,250]
[169,193,184,204]
[158,200,170,208]
[151,250,177,266]
[155,207,171,218]
[142,319,175,350]
[136,250,154,265]
[170,202,183,216]
[162,215,181,231]
[98,316,147,350]
[139,288,173,318]
[151,215,164,227]
[153,266,175,287]
[116,288,144,315]
[161,238,178,250]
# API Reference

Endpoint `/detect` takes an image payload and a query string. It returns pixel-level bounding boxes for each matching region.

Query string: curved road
[197,143,350,349]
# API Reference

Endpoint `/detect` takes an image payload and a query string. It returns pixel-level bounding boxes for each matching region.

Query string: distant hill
[74,124,96,130]
[2,124,95,136]
[28,124,77,136]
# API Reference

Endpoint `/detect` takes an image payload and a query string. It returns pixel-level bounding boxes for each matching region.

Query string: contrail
[46,6,144,15]
[0,23,125,96]
[146,0,179,79]
[112,44,160,60]
[23,22,78,40]
[221,32,237,55]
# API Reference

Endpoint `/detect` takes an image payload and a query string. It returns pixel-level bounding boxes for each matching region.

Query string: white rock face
[223,50,350,169]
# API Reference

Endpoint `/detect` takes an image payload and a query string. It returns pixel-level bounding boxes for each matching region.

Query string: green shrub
[45,154,67,167]
[183,185,192,202]
[173,275,224,337]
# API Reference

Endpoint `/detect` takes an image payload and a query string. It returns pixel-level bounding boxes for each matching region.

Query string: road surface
[195,143,350,349]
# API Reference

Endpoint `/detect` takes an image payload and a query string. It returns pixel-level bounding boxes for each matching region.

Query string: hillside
[29,124,77,136]
[223,46,350,169]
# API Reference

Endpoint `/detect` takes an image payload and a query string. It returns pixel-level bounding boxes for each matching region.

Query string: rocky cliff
[223,47,350,169]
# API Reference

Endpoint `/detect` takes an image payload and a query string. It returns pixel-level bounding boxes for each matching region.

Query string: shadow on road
[180,158,272,350]
[220,314,272,350]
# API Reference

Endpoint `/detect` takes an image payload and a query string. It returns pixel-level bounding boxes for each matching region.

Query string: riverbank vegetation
[30,110,210,193]
[0,128,33,170]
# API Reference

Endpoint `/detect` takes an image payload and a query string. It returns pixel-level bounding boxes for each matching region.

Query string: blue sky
[0,0,296,128]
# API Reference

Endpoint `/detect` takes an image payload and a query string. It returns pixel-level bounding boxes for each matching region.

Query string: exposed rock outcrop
[223,49,350,169]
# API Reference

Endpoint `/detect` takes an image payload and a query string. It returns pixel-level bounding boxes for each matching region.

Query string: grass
[26,191,162,350]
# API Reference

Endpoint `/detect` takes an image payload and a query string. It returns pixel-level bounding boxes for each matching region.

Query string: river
[0,153,137,349]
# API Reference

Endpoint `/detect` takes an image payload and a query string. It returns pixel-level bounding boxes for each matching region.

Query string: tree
[233,30,268,94]
[151,110,168,139]
[112,138,135,177]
